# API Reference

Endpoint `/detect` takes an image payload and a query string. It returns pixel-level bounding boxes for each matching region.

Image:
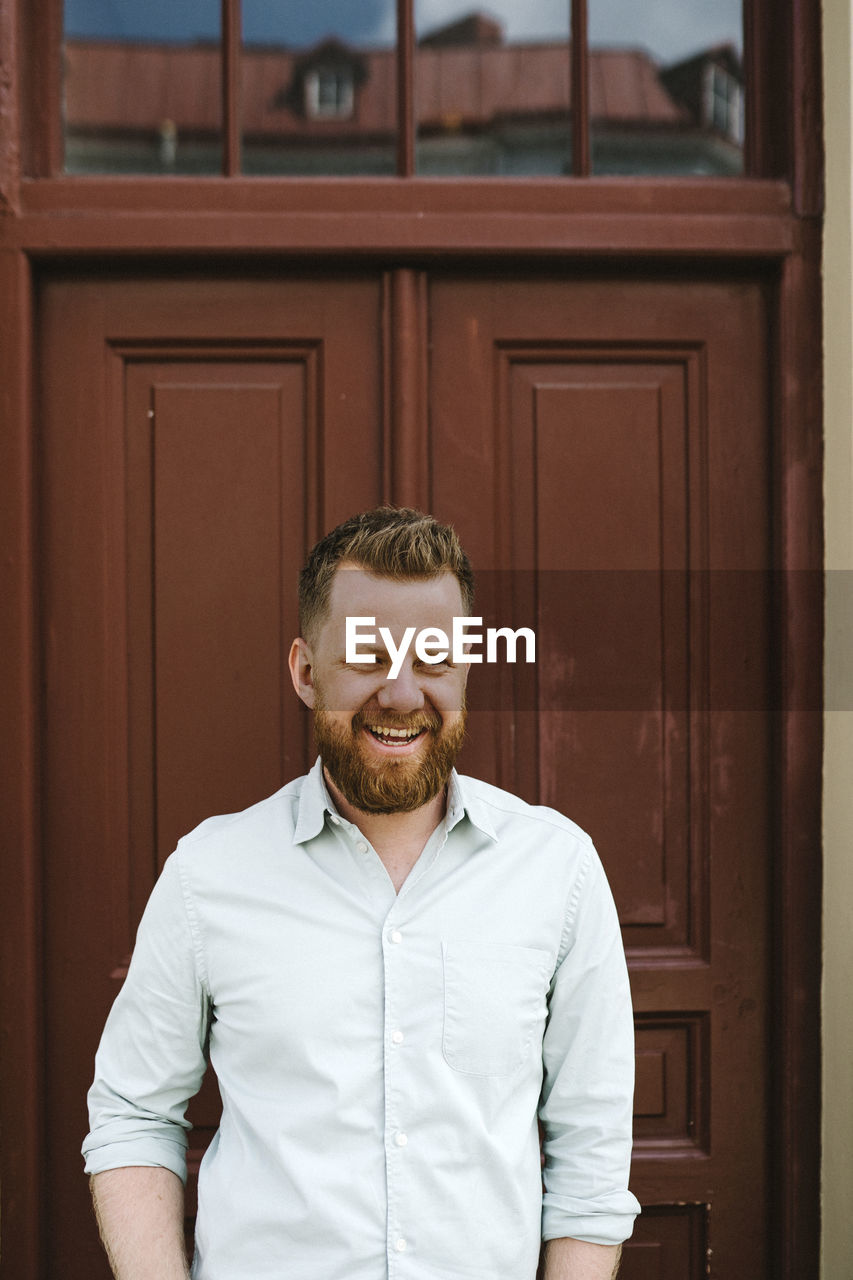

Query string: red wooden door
[429,273,771,1278]
[38,269,772,1278]
[38,274,384,1275]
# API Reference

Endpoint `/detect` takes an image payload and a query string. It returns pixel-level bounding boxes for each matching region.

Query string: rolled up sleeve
[82,851,211,1184]
[539,844,641,1246]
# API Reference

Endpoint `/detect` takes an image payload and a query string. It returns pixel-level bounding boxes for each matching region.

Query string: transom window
[61,0,745,178]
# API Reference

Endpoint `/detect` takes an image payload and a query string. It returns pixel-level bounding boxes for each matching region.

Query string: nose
[376,664,425,714]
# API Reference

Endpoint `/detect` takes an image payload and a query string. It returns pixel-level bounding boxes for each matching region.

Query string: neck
[322,767,448,884]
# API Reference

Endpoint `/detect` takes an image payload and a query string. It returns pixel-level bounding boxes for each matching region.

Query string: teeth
[368,725,421,739]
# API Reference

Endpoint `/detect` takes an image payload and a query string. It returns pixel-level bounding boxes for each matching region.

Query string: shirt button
[392,1030,404,1044]
[329,814,340,825]
[390,929,403,944]
[356,840,368,853]
[395,1132,408,1147]
[395,1238,407,1252]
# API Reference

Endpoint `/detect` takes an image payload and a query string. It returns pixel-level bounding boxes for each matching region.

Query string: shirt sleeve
[82,850,211,1185]
[539,842,641,1246]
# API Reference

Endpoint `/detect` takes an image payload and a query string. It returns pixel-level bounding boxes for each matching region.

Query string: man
[84,507,640,1279]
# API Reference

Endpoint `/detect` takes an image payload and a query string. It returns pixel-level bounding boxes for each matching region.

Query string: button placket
[383,913,408,1270]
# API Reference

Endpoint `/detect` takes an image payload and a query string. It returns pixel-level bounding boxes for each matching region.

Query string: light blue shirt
[83,758,640,1279]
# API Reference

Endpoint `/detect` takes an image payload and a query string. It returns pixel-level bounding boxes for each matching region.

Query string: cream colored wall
[822,1,853,1276]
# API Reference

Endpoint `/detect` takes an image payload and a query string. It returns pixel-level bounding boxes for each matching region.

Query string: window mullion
[31,0,64,176]
[396,0,415,177]
[571,0,590,176]
[222,0,242,176]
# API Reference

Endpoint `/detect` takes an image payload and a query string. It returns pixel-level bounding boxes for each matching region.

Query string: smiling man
[83,507,639,1280]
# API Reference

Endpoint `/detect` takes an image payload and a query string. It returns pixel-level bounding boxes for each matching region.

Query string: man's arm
[543,1238,621,1280]
[539,845,640,1250]
[83,853,211,1268]
[83,853,210,1180]
[91,1168,190,1280]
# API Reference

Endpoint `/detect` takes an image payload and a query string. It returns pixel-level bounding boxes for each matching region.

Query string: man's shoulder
[458,773,594,850]
[173,775,305,859]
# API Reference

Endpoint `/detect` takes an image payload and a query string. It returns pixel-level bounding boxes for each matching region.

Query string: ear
[288,637,317,709]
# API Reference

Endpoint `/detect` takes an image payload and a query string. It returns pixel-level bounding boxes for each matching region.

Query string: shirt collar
[447,770,498,842]
[293,757,498,845]
[293,757,338,844]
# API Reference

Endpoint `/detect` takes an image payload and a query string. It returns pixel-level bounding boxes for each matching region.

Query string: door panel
[429,275,770,1278]
[124,363,312,879]
[513,360,696,951]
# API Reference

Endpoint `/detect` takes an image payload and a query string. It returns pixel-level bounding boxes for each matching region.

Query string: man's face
[290,565,469,814]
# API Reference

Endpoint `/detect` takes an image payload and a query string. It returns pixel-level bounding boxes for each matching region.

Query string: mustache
[352,709,441,734]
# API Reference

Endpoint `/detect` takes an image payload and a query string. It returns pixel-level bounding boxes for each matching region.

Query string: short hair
[299,506,474,643]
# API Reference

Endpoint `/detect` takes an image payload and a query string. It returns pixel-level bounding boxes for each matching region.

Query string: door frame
[0,2,824,1266]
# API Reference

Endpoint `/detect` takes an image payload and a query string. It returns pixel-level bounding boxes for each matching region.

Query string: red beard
[313,697,467,815]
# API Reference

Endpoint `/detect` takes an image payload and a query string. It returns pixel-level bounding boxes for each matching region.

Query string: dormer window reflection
[305,66,355,120]
[706,63,744,145]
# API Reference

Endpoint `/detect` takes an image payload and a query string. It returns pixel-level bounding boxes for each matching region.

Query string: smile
[365,724,427,746]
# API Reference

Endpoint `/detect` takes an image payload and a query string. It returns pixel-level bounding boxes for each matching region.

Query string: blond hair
[299,506,474,642]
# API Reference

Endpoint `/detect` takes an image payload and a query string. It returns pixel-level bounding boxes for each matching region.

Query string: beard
[313,693,467,815]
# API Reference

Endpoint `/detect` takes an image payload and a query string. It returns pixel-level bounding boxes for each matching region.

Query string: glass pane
[63,0,223,175]
[588,0,744,175]
[240,1,397,176]
[414,1,572,177]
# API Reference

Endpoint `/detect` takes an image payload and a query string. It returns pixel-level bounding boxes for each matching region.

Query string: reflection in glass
[588,0,744,175]
[62,0,745,179]
[63,0,223,174]
[411,0,743,177]
[414,2,573,176]
[240,0,396,176]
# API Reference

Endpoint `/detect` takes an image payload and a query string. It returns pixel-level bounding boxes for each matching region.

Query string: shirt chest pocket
[441,939,552,1077]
